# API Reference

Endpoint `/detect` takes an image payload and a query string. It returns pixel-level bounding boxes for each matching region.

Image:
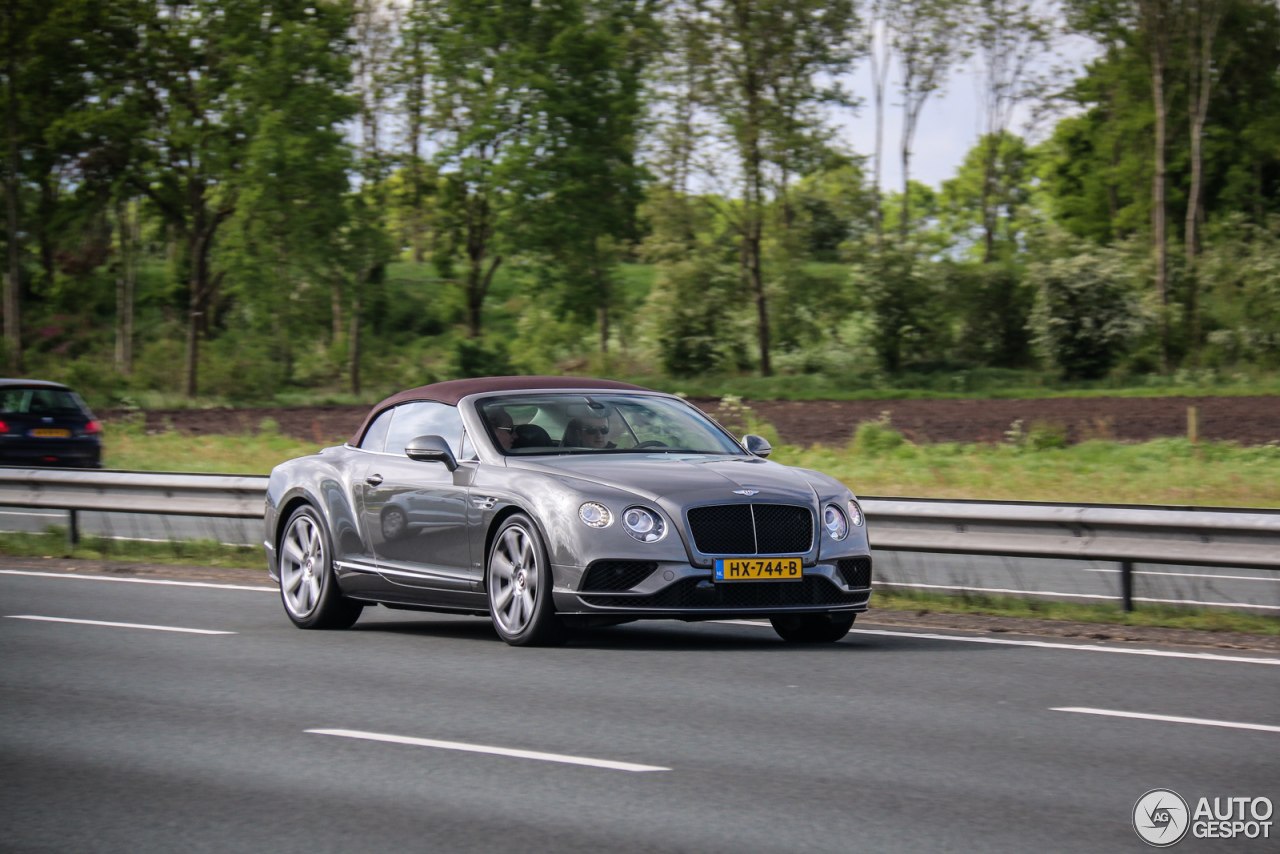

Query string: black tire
[485,513,566,646]
[770,612,856,643]
[278,505,364,630]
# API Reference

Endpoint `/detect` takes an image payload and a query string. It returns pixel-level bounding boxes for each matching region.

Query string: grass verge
[871,587,1280,636]
[0,530,265,569]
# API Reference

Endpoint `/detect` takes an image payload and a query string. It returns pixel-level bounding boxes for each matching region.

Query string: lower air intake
[580,560,658,592]
[837,557,873,589]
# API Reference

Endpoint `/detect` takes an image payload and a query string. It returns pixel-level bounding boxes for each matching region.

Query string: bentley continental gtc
[263,377,872,645]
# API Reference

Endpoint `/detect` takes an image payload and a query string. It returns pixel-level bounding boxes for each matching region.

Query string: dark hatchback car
[0,380,102,468]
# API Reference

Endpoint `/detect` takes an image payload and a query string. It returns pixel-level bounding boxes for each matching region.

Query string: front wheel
[279,505,363,630]
[486,514,566,646]
[770,612,856,643]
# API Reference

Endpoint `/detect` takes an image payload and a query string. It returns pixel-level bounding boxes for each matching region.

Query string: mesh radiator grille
[685,504,813,555]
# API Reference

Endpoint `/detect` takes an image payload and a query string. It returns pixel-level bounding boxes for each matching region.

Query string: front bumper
[552,557,872,618]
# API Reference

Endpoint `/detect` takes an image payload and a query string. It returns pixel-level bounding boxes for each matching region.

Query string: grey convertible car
[263,377,873,645]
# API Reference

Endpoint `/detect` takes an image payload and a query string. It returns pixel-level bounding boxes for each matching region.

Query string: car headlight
[622,506,666,542]
[823,504,849,540]
[579,502,612,528]
[847,500,864,527]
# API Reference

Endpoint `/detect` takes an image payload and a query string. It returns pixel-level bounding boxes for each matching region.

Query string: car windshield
[477,394,747,456]
[0,388,84,416]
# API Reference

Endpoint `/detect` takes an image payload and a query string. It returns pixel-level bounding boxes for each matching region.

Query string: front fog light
[823,504,849,540]
[622,506,666,542]
[847,500,864,527]
[579,502,612,528]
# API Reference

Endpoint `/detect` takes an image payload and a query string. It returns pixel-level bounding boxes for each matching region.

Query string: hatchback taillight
[0,419,7,433]
[85,420,101,434]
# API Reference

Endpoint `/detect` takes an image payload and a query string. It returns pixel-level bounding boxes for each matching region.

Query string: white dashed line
[5,615,235,635]
[712,620,1280,666]
[0,569,275,592]
[1053,707,1280,734]
[307,728,670,772]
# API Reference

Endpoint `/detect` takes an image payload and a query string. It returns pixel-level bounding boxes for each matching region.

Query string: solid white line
[306,728,669,772]
[1083,568,1280,583]
[710,620,1280,666]
[1052,707,1280,734]
[0,569,275,592]
[874,581,1280,611]
[5,615,234,635]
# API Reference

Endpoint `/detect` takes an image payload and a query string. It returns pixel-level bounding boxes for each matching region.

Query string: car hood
[504,453,827,506]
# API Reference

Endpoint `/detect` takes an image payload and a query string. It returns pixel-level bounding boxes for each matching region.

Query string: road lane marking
[712,620,1280,666]
[873,581,1280,611]
[1053,707,1280,734]
[5,615,234,635]
[306,728,669,772]
[1084,568,1280,583]
[0,569,275,592]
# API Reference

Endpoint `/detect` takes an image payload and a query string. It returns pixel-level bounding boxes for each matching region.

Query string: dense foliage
[2,0,1279,405]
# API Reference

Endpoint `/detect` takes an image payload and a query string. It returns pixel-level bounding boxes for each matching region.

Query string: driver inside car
[563,414,616,449]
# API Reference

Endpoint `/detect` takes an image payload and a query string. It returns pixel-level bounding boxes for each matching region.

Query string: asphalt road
[2,570,1278,853]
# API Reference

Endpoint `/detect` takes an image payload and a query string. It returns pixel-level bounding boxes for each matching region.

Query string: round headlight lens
[847,500,864,527]
[579,502,612,528]
[823,504,849,540]
[622,506,666,542]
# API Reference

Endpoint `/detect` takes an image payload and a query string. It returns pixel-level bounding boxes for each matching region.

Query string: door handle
[365,474,383,486]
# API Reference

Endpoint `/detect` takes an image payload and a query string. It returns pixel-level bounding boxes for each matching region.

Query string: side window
[385,401,465,457]
[359,409,394,452]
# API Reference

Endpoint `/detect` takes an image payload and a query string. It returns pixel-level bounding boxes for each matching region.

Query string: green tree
[120,0,354,397]
[675,0,856,376]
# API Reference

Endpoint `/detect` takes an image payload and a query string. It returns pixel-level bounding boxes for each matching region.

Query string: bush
[851,412,907,455]
[1028,249,1145,379]
[454,338,513,378]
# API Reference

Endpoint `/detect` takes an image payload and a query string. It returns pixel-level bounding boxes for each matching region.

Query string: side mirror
[404,435,458,471]
[742,434,772,458]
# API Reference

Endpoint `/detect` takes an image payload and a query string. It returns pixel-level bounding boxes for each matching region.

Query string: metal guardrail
[0,468,268,545]
[2,468,1278,611]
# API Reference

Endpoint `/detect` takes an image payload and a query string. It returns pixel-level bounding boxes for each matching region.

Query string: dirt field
[103,394,1280,447]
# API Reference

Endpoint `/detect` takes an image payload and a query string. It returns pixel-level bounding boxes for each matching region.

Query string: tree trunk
[870,36,889,249]
[4,15,22,374]
[348,287,361,395]
[981,131,1003,263]
[331,282,344,348]
[1151,45,1169,373]
[900,119,913,239]
[114,200,136,376]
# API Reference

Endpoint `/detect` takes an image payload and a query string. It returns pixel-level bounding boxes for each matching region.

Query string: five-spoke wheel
[278,505,363,629]
[486,514,565,646]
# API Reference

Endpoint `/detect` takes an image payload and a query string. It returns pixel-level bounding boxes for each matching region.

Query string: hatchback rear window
[0,388,84,416]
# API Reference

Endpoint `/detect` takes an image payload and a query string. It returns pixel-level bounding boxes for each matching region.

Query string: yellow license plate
[30,429,70,438]
[715,557,803,581]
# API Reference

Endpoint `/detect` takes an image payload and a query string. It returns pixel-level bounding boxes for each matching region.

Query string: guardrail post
[1120,560,1134,613]
[67,509,80,549]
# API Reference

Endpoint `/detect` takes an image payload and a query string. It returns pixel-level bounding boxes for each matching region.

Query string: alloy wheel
[280,513,324,618]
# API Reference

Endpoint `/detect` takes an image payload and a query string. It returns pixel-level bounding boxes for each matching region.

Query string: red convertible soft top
[349,376,651,445]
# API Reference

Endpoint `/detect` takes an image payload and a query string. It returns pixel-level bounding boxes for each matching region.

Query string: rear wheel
[770,612,856,643]
[279,505,363,630]
[486,514,566,646]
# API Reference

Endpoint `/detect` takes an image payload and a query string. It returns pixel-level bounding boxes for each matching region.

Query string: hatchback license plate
[29,428,70,438]
[714,557,802,581]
